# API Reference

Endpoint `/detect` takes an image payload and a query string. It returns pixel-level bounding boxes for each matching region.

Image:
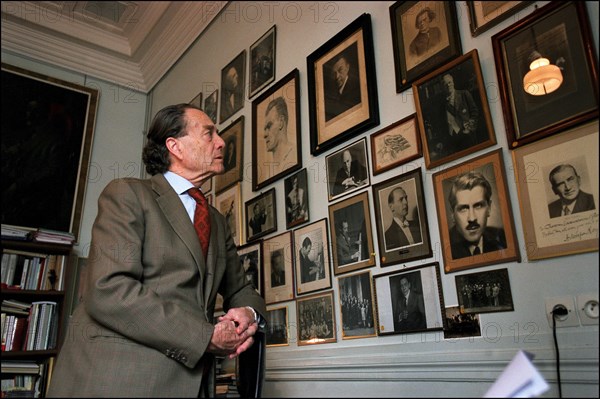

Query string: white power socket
[545,296,579,327]
[576,293,599,326]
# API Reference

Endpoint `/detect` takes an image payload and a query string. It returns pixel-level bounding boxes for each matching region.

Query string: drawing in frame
[249,25,276,99]
[1,63,99,241]
[189,92,202,108]
[307,13,379,156]
[413,49,496,170]
[266,305,289,347]
[284,168,310,229]
[215,115,244,195]
[373,262,445,336]
[370,114,422,176]
[245,188,277,243]
[296,291,337,346]
[432,149,520,274]
[215,183,242,246]
[238,241,262,296]
[455,268,514,314]
[252,69,301,191]
[466,1,533,37]
[328,191,376,276]
[325,137,370,202]
[293,218,332,296]
[491,1,599,149]
[372,167,432,267]
[389,1,462,94]
[219,50,246,124]
[512,120,598,261]
[263,231,294,305]
[338,270,377,340]
[203,89,218,124]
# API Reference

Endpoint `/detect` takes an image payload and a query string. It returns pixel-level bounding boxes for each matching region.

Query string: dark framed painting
[373,262,445,336]
[215,183,242,246]
[389,1,462,93]
[245,188,277,243]
[252,69,301,191]
[370,114,422,176]
[215,115,244,195]
[1,63,99,241]
[189,92,202,108]
[203,89,218,124]
[284,168,309,229]
[293,218,332,296]
[263,231,294,305]
[296,291,337,346]
[266,305,289,347]
[413,49,496,169]
[249,25,276,99]
[338,270,377,340]
[455,268,514,314]
[219,50,246,124]
[325,138,370,202]
[372,167,432,267]
[238,241,262,296]
[491,1,598,149]
[466,1,533,37]
[307,13,379,156]
[432,149,520,274]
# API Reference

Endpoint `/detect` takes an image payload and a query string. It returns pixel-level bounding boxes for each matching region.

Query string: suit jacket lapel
[203,208,218,307]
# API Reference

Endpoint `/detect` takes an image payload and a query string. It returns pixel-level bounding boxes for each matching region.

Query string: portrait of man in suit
[384,186,422,251]
[547,164,596,218]
[324,43,362,121]
[391,274,426,332]
[332,149,368,196]
[409,7,442,57]
[270,249,286,288]
[285,173,308,226]
[220,53,246,123]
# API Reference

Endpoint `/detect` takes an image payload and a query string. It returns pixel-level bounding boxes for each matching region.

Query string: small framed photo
[252,69,302,191]
[338,270,377,340]
[245,188,277,242]
[370,114,422,176]
[432,149,520,273]
[266,305,289,347]
[512,120,598,260]
[413,49,496,169]
[328,191,376,276]
[466,1,533,37]
[237,241,262,296]
[203,89,218,124]
[455,268,514,314]
[220,50,246,124]
[372,167,432,267]
[215,183,242,246]
[249,25,276,99]
[214,115,244,195]
[189,92,202,108]
[373,262,445,335]
[389,1,462,93]
[443,305,481,340]
[293,218,332,296]
[307,13,380,156]
[326,138,370,202]
[284,168,309,229]
[296,291,337,346]
[200,176,212,195]
[263,231,294,305]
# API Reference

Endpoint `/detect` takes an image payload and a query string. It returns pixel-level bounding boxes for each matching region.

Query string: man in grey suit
[48,104,266,398]
[547,164,596,218]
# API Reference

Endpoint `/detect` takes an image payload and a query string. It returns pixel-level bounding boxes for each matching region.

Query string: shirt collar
[164,171,195,195]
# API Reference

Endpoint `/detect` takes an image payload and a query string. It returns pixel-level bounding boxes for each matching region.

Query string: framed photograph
[413,49,496,169]
[467,1,533,37]
[443,305,481,340]
[215,115,244,195]
[266,305,289,347]
[512,120,598,260]
[219,50,246,124]
[284,168,309,229]
[205,193,213,207]
[252,69,301,191]
[293,218,332,296]
[245,188,277,242]
[432,149,520,273]
[373,262,445,335]
[328,191,376,275]
[263,231,294,305]
[249,25,276,99]
[200,177,212,195]
[372,167,432,267]
[326,138,370,202]
[238,241,262,296]
[338,271,377,340]
[307,13,379,156]
[296,291,337,346]
[370,114,422,176]
[189,92,202,108]
[215,183,242,246]
[491,1,598,149]
[1,63,99,240]
[455,268,514,314]
[389,1,462,93]
[203,89,218,124]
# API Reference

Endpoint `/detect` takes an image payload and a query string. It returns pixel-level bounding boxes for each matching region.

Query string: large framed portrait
[284,168,310,229]
[214,115,244,195]
[370,114,422,176]
[325,138,370,202]
[389,1,462,94]
[372,167,432,267]
[249,25,276,99]
[252,69,301,191]
[266,305,289,347]
[373,262,445,336]
[296,291,337,346]
[263,231,294,305]
[237,241,262,296]
[293,218,332,296]
[245,188,277,243]
[455,268,514,314]
[492,1,598,149]
[512,120,598,260]
[307,13,379,156]
[219,50,246,124]
[432,149,520,273]
[203,89,218,124]
[466,1,533,37]
[215,183,242,246]
[338,270,377,340]
[328,191,376,276]
[413,49,496,169]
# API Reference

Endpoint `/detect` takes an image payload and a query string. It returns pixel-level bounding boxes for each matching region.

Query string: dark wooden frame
[338,270,377,340]
[266,305,289,347]
[237,241,262,296]
[189,92,202,108]
[370,114,422,176]
[214,115,244,195]
[296,291,337,346]
[245,188,277,243]
[203,89,218,124]
[293,218,332,297]
[263,231,295,305]
[455,268,514,314]
[219,50,246,124]
[325,138,370,202]
[284,168,310,229]
[249,25,276,99]
[466,1,533,37]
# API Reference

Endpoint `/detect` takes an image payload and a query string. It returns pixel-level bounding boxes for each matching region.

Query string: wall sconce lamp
[523,51,563,96]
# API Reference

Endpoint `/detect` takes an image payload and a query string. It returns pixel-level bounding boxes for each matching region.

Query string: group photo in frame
[296,291,337,346]
[338,270,377,340]
[413,49,496,169]
[373,262,445,336]
[245,188,277,242]
[214,115,244,195]
[432,149,520,273]
[219,50,246,124]
[293,218,332,296]
[237,241,262,296]
[215,183,242,246]
[325,138,370,202]
[492,1,598,149]
[266,305,289,347]
[263,231,294,305]
[284,168,310,229]
[307,13,379,156]
[203,89,218,124]
[455,268,514,314]
[252,69,302,191]
[249,25,276,99]
[370,114,422,176]
[512,120,598,261]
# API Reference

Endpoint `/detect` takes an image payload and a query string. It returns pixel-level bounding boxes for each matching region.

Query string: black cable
[552,308,564,398]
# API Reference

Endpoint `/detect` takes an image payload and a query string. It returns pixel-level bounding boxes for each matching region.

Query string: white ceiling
[1,1,227,93]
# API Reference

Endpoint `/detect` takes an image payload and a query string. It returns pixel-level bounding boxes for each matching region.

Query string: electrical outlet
[545,296,579,327]
[576,293,599,326]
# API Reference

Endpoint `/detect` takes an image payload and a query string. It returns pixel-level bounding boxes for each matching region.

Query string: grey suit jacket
[48,175,265,398]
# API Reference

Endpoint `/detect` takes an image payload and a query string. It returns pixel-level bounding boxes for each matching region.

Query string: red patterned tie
[188,188,211,258]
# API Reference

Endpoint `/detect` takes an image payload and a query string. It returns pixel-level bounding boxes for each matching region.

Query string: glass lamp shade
[523,58,563,96]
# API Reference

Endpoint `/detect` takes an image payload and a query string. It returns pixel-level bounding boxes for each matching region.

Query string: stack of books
[1,225,32,241]
[29,229,75,245]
